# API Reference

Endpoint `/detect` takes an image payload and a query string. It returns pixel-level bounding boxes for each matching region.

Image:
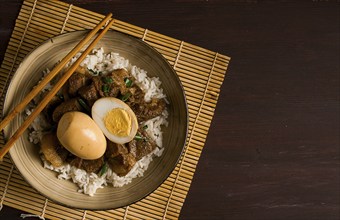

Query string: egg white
[91,97,138,144]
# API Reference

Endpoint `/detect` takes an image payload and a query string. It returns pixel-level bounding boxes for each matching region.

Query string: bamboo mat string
[20,198,47,219]
[173,41,184,69]
[162,52,219,219]
[60,3,73,34]
[0,0,37,99]
[161,41,184,219]
[41,198,48,219]
[20,214,45,220]
[142,29,148,41]
[0,165,14,211]
[81,210,87,220]
[105,20,111,28]
[123,206,129,220]
[105,19,116,32]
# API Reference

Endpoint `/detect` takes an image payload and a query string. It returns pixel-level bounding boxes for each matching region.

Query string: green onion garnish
[102,77,113,84]
[78,98,91,112]
[134,135,143,140]
[99,163,108,177]
[134,134,148,142]
[143,125,148,130]
[102,84,110,93]
[124,78,133,87]
[120,92,131,102]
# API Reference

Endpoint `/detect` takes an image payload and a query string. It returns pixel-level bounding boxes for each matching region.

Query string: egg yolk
[104,108,131,137]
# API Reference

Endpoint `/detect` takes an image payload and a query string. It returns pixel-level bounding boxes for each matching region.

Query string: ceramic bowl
[3,30,188,210]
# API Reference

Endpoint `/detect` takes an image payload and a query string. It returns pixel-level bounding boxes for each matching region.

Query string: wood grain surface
[0,1,339,220]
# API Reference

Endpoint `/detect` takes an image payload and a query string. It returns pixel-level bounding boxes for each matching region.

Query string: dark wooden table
[0,1,339,220]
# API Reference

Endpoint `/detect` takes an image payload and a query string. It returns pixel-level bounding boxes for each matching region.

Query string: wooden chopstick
[0,17,115,161]
[0,13,112,132]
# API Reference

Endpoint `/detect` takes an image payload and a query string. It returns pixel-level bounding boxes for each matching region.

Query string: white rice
[28,48,168,196]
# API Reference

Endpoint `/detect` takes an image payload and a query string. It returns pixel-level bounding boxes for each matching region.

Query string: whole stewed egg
[91,97,138,144]
[57,111,107,160]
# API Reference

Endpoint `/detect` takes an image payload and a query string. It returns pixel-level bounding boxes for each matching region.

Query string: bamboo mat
[0,0,230,219]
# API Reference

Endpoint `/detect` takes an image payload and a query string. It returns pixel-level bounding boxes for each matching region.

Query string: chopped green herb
[78,98,91,112]
[102,77,113,84]
[134,134,148,142]
[119,92,131,102]
[99,163,108,177]
[134,135,143,140]
[143,125,148,130]
[102,84,110,93]
[124,78,133,87]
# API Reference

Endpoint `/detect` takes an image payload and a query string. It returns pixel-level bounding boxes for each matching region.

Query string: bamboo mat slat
[0,0,230,219]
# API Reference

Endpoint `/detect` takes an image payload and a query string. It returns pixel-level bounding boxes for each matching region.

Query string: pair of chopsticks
[0,13,115,161]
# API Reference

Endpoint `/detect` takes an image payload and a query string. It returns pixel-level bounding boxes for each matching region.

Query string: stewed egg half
[92,97,138,144]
